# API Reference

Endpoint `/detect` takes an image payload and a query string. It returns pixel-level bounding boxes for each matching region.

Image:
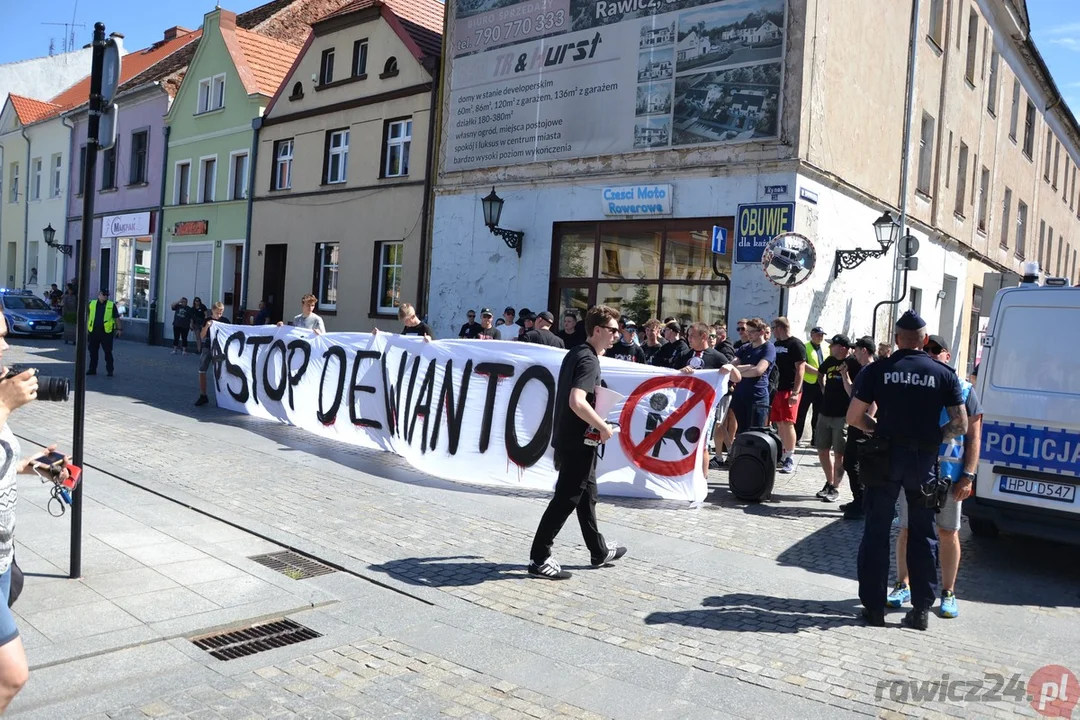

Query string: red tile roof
[47,30,202,112]
[8,95,63,125]
[231,27,303,96]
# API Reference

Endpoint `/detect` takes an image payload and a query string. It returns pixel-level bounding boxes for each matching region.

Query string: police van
[964,266,1080,543]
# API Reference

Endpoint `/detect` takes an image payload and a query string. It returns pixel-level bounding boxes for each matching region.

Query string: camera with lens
[3,366,70,402]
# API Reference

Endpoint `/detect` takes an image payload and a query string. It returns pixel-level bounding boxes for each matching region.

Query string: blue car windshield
[4,296,51,311]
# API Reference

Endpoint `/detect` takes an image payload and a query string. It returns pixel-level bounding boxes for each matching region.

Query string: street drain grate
[248,550,336,579]
[192,618,322,661]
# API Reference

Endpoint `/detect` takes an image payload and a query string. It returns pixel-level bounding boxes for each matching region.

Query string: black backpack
[767,362,780,396]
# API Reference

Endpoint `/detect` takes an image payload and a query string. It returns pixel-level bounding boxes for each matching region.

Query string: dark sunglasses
[467,314,476,318]
[737,326,746,331]
[709,333,717,339]
[927,344,944,355]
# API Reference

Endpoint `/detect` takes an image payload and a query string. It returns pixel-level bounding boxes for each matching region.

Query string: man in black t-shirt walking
[529,305,627,580]
[814,335,858,502]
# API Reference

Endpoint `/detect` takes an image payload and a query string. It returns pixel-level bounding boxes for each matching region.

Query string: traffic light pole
[70,22,107,579]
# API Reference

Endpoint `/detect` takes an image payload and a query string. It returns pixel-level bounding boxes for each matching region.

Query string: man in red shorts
[770,317,807,474]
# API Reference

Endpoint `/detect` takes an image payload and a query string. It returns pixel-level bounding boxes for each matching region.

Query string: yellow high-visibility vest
[804,340,824,383]
[87,300,116,334]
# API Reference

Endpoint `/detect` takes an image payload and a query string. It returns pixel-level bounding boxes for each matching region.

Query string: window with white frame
[272,139,293,190]
[130,130,149,184]
[383,119,412,178]
[176,161,191,205]
[315,242,339,311]
[230,152,248,200]
[373,241,403,314]
[8,163,18,203]
[1015,200,1027,258]
[52,154,62,197]
[31,158,42,200]
[325,129,349,184]
[199,157,216,202]
[320,48,335,85]
[353,39,368,77]
[197,74,226,113]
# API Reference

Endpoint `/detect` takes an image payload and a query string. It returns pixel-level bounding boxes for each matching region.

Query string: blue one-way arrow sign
[712,226,728,254]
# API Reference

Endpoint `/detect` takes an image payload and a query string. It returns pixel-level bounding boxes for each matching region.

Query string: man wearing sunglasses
[609,319,645,363]
[530,305,627,580]
[458,310,483,339]
[886,334,982,621]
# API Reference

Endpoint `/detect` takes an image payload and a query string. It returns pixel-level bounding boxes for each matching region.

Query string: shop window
[113,237,152,320]
[550,220,731,326]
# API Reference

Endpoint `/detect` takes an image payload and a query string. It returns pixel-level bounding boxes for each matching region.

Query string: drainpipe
[240,116,261,322]
[61,114,76,285]
[416,57,440,319]
[20,126,31,291]
[149,124,171,345]
[872,0,920,341]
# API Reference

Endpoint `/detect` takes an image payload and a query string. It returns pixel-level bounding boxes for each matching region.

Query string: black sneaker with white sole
[815,482,831,500]
[821,486,840,502]
[591,544,628,567]
[528,557,572,580]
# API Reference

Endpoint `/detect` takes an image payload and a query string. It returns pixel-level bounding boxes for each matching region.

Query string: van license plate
[998,476,1077,503]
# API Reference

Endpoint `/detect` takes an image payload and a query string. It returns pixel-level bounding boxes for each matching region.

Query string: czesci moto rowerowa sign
[446,0,787,170]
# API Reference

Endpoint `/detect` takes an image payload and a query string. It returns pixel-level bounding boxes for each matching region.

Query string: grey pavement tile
[155,557,248,586]
[186,575,297,608]
[82,567,181,600]
[93,529,178,550]
[113,586,222,623]
[160,523,258,547]
[20,599,142,642]
[121,541,210,567]
[13,577,105,611]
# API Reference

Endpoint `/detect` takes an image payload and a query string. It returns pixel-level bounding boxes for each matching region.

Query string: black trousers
[530,446,608,564]
[795,382,822,441]
[172,326,189,350]
[843,428,865,506]
[88,332,114,373]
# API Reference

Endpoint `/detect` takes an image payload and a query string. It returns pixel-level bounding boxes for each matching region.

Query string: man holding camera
[846,311,966,630]
[87,288,122,376]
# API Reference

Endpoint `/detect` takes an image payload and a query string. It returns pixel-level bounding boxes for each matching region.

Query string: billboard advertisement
[446,0,786,170]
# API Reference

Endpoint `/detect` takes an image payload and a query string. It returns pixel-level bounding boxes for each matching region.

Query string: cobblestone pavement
[7,339,1080,719]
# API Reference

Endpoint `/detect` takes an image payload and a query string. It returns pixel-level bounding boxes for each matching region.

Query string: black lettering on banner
[402,356,423,438]
[474,362,515,453]
[285,339,311,411]
[223,331,249,403]
[245,335,274,406]
[317,345,348,425]
[430,359,472,455]
[382,350,410,437]
[407,359,438,450]
[505,365,555,468]
[210,331,227,388]
[349,350,383,428]
[263,340,288,403]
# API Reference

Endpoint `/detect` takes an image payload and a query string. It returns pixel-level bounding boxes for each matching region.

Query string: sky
[3,0,1080,110]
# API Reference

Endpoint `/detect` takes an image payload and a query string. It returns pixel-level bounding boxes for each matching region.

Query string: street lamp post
[833,211,900,277]
[481,187,524,257]
[43,223,74,256]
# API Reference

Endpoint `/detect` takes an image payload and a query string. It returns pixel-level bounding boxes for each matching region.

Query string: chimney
[109,32,125,39]
[163,26,193,41]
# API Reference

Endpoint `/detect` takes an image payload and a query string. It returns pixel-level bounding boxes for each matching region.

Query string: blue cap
[896,310,926,330]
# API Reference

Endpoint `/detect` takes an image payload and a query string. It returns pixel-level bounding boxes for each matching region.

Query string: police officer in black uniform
[846,311,967,630]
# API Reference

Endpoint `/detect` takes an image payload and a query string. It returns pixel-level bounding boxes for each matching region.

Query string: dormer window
[320,48,335,85]
[289,82,304,101]
[381,57,398,78]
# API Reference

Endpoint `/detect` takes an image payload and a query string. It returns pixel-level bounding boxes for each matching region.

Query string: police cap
[896,310,926,331]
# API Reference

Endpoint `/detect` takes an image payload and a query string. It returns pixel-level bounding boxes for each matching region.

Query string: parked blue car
[0,291,64,338]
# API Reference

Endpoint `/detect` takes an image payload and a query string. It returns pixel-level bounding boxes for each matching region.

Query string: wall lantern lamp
[481,187,523,257]
[43,223,73,257]
[834,211,901,277]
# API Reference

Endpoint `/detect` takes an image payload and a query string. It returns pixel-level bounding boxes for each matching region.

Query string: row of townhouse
[0,0,441,342]
[427,0,1080,375]
[2,0,1078,373]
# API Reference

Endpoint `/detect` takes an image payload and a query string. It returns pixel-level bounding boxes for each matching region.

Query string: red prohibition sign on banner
[618,375,717,477]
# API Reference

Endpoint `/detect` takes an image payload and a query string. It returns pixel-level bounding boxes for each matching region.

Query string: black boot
[861,607,885,627]
[902,609,929,631]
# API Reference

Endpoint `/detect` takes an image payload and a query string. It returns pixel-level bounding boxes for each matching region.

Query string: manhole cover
[192,618,322,661]
[249,550,335,579]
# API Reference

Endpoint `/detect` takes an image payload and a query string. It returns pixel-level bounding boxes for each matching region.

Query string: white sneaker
[528,557,571,580]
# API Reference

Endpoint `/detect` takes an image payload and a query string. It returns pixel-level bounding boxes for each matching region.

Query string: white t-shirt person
[292,312,325,333]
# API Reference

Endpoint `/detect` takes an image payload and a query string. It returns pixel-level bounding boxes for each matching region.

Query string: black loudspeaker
[728,429,782,502]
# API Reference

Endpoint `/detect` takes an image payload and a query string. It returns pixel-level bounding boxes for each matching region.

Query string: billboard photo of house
[638,50,675,82]
[675,0,784,74]
[672,61,781,145]
[639,21,675,48]
[636,82,673,116]
[634,116,672,148]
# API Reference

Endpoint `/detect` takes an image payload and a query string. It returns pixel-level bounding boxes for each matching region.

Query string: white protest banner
[209,325,727,502]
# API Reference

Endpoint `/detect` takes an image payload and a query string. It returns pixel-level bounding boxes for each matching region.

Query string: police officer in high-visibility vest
[846,311,967,630]
[796,326,825,445]
[87,288,122,376]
